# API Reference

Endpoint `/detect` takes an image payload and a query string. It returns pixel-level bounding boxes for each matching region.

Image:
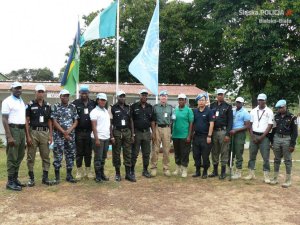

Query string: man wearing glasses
[25,84,55,186]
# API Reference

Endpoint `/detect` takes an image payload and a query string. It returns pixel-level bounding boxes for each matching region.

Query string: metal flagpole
[115,0,120,103]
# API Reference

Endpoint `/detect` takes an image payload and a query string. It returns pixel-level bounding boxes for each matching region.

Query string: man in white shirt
[90,93,111,182]
[244,93,274,183]
[2,82,26,191]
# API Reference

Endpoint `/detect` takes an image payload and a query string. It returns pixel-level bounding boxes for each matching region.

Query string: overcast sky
[0,0,192,77]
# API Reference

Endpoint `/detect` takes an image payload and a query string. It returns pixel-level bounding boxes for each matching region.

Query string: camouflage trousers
[273,134,292,174]
[53,131,76,170]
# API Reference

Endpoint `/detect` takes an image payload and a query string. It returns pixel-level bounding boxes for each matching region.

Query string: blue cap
[195,93,207,102]
[275,99,286,108]
[159,90,168,96]
[79,84,89,92]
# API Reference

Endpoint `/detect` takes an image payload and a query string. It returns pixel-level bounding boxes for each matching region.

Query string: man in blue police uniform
[73,85,96,180]
[192,93,214,178]
[270,99,298,188]
[51,89,79,183]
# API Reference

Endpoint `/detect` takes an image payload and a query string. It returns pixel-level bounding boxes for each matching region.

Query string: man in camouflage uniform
[51,89,79,183]
[25,84,56,186]
[270,99,298,188]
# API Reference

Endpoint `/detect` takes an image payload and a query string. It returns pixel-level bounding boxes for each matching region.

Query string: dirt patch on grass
[0,172,299,225]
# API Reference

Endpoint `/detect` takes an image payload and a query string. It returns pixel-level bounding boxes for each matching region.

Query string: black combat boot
[219,165,226,180]
[14,172,26,187]
[42,171,56,185]
[192,167,201,177]
[66,168,77,183]
[100,167,109,181]
[54,169,60,184]
[115,167,121,182]
[125,166,136,182]
[202,167,208,179]
[6,176,22,191]
[94,167,102,183]
[27,171,35,187]
[142,165,151,178]
[131,166,137,181]
[208,164,219,178]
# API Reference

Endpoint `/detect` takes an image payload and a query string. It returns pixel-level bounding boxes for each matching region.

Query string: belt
[9,124,25,129]
[253,131,264,136]
[214,127,226,131]
[76,129,91,133]
[136,128,150,133]
[115,127,129,132]
[157,124,170,128]
[32,126,49,132]
[276,133,290,138]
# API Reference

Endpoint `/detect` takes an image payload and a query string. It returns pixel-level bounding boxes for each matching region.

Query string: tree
[6,68,55,81]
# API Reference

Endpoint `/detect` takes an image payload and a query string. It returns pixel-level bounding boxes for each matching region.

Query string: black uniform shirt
[72,98,96,131]
[131,102,153,130]
[26,100,51,128]
[111,103,131,129]
[210,101,233,136]
[193,106,214,135]
[274,112,298,147]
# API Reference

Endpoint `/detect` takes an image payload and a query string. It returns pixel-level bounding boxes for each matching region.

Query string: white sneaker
[264,171,271,184]
[76,167,83,180]
[151,168,157,177]
[181,167,187,178]
[231,169,241,180]
[172,165,182,176]
[86,167,95,179]
[282,174,292,188]
[244,169,255,180]
[164,169,171,177]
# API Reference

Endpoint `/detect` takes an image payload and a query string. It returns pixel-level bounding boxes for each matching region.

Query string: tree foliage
[6,67,55,81]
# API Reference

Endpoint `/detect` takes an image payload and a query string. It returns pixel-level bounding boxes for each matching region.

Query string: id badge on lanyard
[39,116,44,123]
[121,119,126,126]
[84,108,89,114]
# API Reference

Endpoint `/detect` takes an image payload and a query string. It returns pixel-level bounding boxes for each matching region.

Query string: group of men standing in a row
[1,82,297,191]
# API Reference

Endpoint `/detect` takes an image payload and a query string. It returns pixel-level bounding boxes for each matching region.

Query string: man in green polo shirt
[172,94,194,177]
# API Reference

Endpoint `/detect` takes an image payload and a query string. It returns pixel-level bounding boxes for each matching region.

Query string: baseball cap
[35,84,46,92]
[139,89,148,95]
[96,93,107,100]
[257,93,267,101]
[159,90,168,96]
[235,97,244,103]
[117,90,126,96]
[11,81,22,89]
[79,84,89,92]
[216,88,226,94]
[178,93,187,99]
[275,99,286,108]
[195,93,207,102]
[59,89,70,96]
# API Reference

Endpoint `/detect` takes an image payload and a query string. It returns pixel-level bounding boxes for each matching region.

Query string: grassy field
[0,145,299,224]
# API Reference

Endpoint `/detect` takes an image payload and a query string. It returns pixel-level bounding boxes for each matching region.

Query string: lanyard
[257,110,265,128]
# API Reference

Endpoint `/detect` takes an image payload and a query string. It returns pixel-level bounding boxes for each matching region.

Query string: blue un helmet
[195,92,207,102]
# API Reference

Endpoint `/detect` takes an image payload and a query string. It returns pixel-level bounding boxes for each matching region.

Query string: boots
[125,166,136,182]
[231,169,242,180]
[208,164,218,178]
[269,172,279,185]
[150,168,157,177]
[100,167,109,181]
[86,167,95,179]
[181,166,188,178]
[75,167,83,180]
[282,174,292,188]
[66,168,77,183]
[115,167,121,182]
[263,171,271,184]
[42,171,56,186]
[131,166,136,181]
[54,169,60,184]
[219,165,226,180]
[27,171,35,187]
[244,169,256,180]
[14,172,26,187]
[6,176,22,191]
[142,165,151,178]
[202,167,208,179]
[172,165,182,176]
[94,168,102,183]
[192,167,201,178]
